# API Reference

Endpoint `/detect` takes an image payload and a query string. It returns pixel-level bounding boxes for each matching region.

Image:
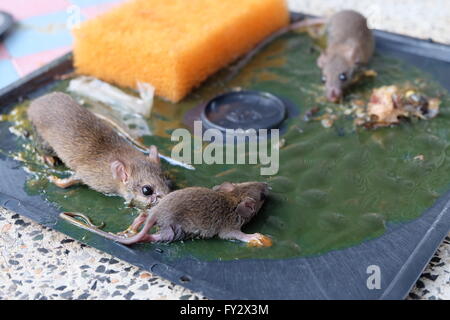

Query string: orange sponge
[73,0,289,103]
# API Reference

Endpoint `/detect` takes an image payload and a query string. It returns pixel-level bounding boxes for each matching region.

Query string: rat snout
[326,87,342,103]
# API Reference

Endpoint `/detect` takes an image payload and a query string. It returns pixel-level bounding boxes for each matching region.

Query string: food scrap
[319,114,338,128]
[363,69,378,78]
[303,106,320,122]
[360,85,441,128]
[303,84,441,130]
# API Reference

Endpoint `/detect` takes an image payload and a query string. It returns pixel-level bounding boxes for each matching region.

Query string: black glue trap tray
[1,13,450,299]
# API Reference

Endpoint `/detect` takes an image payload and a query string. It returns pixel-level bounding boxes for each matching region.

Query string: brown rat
[28,92,170,207]
[60,181,272,247]
[318,10,374,102]
[228,11,373,102]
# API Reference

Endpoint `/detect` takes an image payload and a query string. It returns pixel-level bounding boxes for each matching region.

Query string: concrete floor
[1,0,450,300]
[288,0,450,44]
[0,207,203,300]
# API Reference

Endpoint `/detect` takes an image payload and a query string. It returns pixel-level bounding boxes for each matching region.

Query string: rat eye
[339,73,347,82]
[321,75,326,83]
[142,185,154,196]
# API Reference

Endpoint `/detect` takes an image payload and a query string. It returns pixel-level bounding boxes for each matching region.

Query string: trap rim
[1,13,450,300]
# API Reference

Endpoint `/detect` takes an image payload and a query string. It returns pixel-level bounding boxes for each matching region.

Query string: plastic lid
[201,90,286,132]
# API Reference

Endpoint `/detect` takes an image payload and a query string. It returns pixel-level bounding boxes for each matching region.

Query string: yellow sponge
[73,0,289,102]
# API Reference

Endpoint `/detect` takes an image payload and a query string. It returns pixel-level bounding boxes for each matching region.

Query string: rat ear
[148,145,160,165]
[317,52,327,68]
[344,46,360,64]
[212,182,235,193]
[111,160,129,184]
[236,197,257,218]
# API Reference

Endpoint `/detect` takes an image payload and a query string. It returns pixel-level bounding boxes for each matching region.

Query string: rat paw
[117,228,138,238]
[47,175,81,188]
[43,155,56,167]
[247,233,273,247]
[47,175,65,187]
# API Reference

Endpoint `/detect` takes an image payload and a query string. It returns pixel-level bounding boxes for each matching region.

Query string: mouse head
[111,145,170,208]
[321,48,361,102]
[213,181,269,222]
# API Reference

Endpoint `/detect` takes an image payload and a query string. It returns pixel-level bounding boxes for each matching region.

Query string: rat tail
[290,17,326,31]
[59,211,158,245]
[225,17,326,82]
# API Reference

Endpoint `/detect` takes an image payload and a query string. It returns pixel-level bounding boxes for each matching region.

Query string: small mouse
[61,181,272,247]
[318,10,374,102]
[28,92,170,207]
[228,11,373,102]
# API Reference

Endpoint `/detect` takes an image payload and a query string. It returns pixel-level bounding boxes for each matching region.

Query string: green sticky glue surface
[2,32,450,261]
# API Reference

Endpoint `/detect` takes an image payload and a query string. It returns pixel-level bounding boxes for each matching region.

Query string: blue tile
[0,59,19,89]
[4,10,86,58]
[69,0,120,8]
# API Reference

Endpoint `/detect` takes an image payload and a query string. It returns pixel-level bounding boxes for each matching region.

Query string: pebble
[95,265,106,273]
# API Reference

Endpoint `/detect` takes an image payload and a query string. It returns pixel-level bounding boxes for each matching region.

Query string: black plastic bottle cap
[201,90,286,132]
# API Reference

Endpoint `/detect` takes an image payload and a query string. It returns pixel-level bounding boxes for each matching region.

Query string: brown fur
[28,92,170,206]
[67,182,271,246]
[155,182,268,240]
[319,10,374,102]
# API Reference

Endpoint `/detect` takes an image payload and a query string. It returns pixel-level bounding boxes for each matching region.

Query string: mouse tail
[225,17,326,82]
[59,211,158,245]
[290,17,326,31]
